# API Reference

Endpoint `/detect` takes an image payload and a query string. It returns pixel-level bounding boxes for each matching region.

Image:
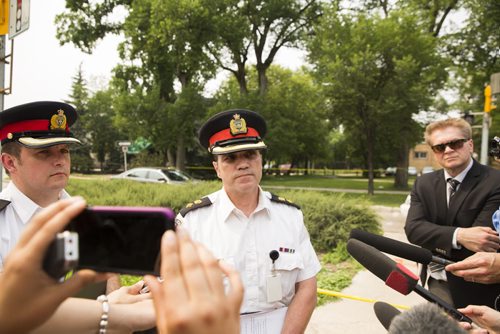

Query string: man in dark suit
[405,118,500,309]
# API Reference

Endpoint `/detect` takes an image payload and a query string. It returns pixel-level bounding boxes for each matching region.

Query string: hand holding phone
[71,206,175,276]
[43,206,176,278]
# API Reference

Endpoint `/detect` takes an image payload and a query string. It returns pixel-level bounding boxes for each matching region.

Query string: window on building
[414,151,427,159]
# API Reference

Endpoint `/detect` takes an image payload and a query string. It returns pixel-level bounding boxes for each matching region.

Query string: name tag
[266,273,282,303]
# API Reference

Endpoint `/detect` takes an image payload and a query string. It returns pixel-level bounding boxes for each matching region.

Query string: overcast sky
[3,0,306,110]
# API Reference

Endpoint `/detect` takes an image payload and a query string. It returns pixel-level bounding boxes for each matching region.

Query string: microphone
[373,301,401,330]
[347,239,472,323]
[349,229,454,266]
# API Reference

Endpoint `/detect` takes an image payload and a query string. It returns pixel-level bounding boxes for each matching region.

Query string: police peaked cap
[198,109,267,154]
[0,101,81,148]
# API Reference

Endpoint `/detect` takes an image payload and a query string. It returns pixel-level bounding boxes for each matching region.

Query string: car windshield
[163,169,191,181]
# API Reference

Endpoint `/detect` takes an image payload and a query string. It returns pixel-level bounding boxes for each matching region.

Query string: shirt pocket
[273,253,304,301]
[274,252,304,271]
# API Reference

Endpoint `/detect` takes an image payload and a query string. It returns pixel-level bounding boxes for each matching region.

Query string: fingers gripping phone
[43,206,175,278]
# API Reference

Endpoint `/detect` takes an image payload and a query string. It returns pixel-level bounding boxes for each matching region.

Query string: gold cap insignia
[7,133,12,139]
[50,109,67,131]
[229,114,247,136]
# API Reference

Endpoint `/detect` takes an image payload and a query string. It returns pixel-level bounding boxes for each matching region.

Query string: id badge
[266,273,283,303]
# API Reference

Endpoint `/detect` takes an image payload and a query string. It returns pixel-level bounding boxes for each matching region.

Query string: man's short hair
[1,142,22,176]
[388,303,466,334]
[1,141,22,158]
[424,118,472,146]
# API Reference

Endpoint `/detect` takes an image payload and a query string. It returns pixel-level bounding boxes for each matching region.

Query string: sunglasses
[431,138,469,153]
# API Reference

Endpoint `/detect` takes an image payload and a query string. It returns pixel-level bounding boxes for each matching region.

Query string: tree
[211,65,330,168]
[446,0,500,133]
[308,8,448,193]
[65,65,93,172]
[83,90,123,171]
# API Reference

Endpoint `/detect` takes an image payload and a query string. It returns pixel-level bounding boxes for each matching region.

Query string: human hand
[457,321,489,334]
[0,197,106,333]
[107,279,151,304]
[457,226,500,252]
[144,228,244,334]
[446,252,500,284]
[458,305,500,334]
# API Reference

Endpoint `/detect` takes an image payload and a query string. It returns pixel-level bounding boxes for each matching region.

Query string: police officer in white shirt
[176,109,321,334]
[0,101,81,269]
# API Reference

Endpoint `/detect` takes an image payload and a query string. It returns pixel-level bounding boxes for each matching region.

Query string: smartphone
[67,206,175,276]
[43,231,79,279]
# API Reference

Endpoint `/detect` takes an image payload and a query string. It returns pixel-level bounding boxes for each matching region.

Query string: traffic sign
[8,0,29,39]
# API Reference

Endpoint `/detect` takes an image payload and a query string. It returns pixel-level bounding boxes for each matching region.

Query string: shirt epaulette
[179,197,212,217]
[0,199,10,212]
[270,193,300,210]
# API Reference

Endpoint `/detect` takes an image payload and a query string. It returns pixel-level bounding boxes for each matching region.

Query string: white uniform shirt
[176,187,321,313]
[0,181,70,270]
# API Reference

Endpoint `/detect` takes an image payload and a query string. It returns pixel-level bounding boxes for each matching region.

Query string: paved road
[306,205,423,333]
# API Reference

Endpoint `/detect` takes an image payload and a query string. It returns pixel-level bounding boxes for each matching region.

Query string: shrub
[67,179,381,252]
[269,190,381,252]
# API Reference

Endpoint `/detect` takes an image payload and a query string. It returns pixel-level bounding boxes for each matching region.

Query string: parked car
[408,166,417,176]
[111,167,195,184]
[385,167,397,176]
[422,166,434,174]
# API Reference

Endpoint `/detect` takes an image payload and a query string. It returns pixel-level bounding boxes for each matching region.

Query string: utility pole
[0,34,5,190]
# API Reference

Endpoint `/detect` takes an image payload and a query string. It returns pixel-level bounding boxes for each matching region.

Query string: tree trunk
[366,130,375,195]
[394,141,409,189]
[235,64,248,95]
[167,148,175,167]
[257,66,268,96]
[176,136,186,171]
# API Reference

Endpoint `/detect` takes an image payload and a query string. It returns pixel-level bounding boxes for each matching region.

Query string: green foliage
[67,179,221,212]
[66,66,93,172]
[212,65,330,167]
[308,8,448,191]
[316,259,363,306]
[321,241,351,264]
[281,191,381,252]
[66,179,381,253]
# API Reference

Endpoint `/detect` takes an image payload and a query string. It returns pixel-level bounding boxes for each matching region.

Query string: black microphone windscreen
[374,301,401,330]
[347,239,418,295]
[347,239,395,281]
[350,229,433,264]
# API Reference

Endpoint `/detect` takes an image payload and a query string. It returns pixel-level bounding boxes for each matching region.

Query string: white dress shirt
[176,187,321,313]
[0,181,70,270]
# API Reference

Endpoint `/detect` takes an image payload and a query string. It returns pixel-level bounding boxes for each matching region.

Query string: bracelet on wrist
[97,294,109,334]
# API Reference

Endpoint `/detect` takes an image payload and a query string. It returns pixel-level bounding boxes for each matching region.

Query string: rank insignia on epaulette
[179,197,213,217]
[270,193,301,209]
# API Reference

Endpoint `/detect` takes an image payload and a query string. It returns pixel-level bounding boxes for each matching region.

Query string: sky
[3,0,306,109]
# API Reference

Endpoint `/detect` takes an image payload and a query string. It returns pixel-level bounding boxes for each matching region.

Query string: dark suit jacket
[405,159,500,309]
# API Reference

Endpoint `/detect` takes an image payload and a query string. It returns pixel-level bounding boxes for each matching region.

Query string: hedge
[67,178,381,252]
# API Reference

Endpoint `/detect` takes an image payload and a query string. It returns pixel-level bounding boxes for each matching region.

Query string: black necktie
[447,178,460,205]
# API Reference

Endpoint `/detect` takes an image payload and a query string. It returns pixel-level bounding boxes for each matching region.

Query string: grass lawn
[261,174,414,191]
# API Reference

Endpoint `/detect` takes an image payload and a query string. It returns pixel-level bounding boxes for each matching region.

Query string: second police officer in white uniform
[176,109,321,333]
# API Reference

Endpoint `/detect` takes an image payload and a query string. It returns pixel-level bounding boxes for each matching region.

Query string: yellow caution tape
[317,288,411,310]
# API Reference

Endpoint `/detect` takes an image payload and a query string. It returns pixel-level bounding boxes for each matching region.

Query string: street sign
[118,141,131,147]
[8,0,29,39]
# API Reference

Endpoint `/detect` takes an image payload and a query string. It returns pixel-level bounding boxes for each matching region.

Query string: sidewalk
[306,206,424,333]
